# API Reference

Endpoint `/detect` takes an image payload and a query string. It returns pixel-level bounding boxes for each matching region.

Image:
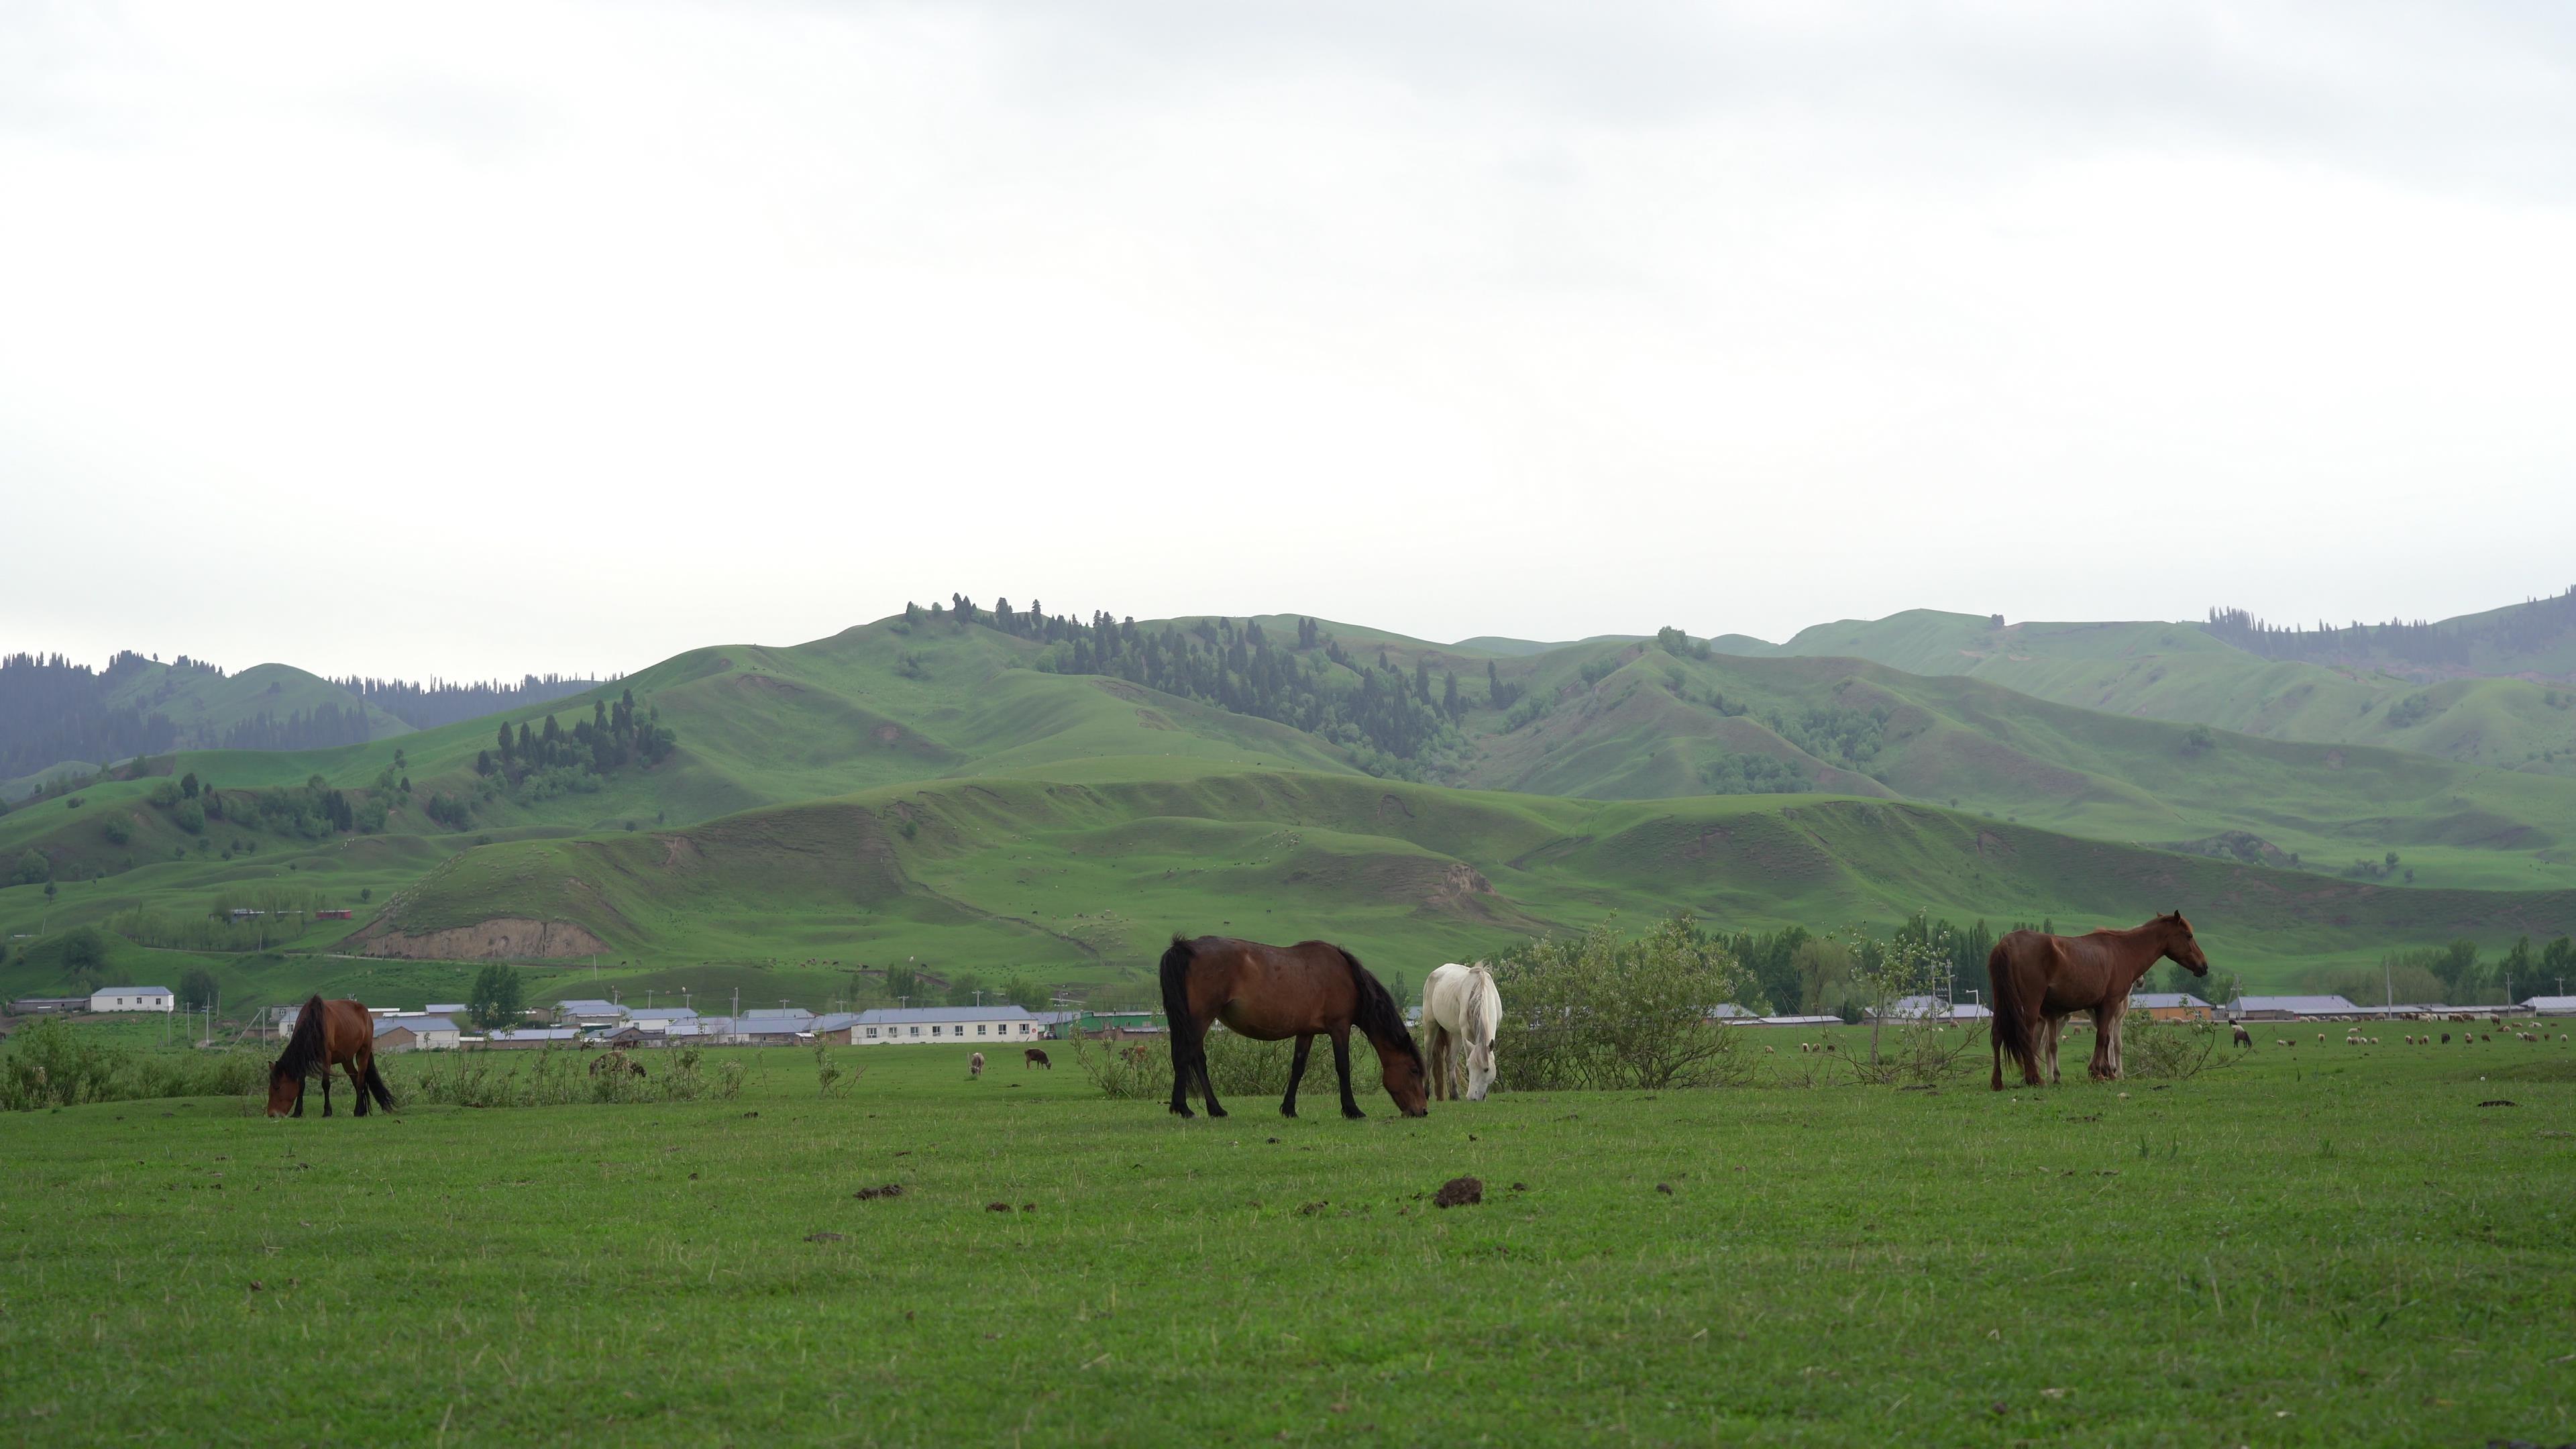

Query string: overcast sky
[5,1,2573,680]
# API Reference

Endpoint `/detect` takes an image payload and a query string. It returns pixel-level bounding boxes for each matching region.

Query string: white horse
[1421,962,1501,1102]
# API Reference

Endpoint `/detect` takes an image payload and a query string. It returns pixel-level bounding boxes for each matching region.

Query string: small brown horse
[1159,934,1429,1119]
[1023,1047,1051,1069]
[266,996,396,1118]
[1989,912,2209,1089]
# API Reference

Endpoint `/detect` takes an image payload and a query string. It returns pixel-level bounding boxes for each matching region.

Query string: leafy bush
[2123,1018,2226,1080]
[0,1018,264,1112]
[1491,914,1753,1091]
[101,817,131,846]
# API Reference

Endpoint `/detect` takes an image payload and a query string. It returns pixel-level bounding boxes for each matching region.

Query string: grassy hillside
[18,763,2557,1016]
[1453,643,2576,890]
[1764,609,2576,774]
[7,608,2574,1019]
[98,659,412,744]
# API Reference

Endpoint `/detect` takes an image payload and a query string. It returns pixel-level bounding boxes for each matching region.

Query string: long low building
[2226,995,2364,1021]
[374,1014,462,1051]
[842,1005,1045,1045]
[91,986,174,1014]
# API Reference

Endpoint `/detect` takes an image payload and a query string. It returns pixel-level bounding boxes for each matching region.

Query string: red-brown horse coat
[1159,934,1429,1120]
[1988,913,2209,1089]
[266,996,396,1118]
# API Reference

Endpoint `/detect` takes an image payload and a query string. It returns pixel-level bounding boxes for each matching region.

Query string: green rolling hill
[1756,610,2576,774]
[5,600,2574,1015]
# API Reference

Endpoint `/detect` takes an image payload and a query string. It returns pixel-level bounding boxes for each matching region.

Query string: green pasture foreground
[2,1036,2572,1446]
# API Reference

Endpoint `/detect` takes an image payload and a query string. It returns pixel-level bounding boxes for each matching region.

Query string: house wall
[90,992,173,1013]
[851,1018,1043,1045]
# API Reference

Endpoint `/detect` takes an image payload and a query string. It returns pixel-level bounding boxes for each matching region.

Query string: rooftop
[93,985,173,998]
[853,1006,1040,1024]
[554,1000,625,1016]
[2131,993,2212,1009]
[2230,995,2364,1016]
[375,1014,459,1036]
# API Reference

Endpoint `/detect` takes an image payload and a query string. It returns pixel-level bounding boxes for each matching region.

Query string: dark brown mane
[272,994,329,1084]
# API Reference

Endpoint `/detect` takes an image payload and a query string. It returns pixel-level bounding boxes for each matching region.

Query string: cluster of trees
[335,673,602,730]
[475,690,676,795]
[197,774,355,839]
[1765,704,1892,770]
[911,596,1468,771]
[2206,588,2576,670]
[1696,752,1809,796]
[0,652,182,777]
[2365,935,2574,1006]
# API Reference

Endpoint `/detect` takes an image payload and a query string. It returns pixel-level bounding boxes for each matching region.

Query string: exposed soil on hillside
[355,918,609,961]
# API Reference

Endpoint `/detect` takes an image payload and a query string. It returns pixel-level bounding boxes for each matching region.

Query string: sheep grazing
[969,1051,985,1078]
[2441,1032,2451,1043]
[1762,1044,1776,1055]
[2275,1038,2292,1048]
[2317,1032,2326,1044]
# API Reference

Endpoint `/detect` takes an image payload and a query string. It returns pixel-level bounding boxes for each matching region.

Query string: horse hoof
[1207,1107,1228,1119]
[1343,1109,1366,1120]
[1171,1106,1194,1118]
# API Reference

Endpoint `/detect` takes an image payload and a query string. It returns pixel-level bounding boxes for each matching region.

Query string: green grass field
[2,1032,2570,1445]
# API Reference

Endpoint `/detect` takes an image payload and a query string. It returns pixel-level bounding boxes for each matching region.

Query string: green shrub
[1493,914,1754,1091]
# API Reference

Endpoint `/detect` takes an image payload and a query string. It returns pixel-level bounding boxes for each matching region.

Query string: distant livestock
[969,1052,985,1078]
[1024,1047,1051,1069]
[2231,1024,2253,1049]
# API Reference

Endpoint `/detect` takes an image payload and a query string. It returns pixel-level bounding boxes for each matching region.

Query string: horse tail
[362,1055,396,1112]
[1987,941,2035,1089]
[274,994,328,1080]
[1159,935,1205,1108]
[1338,947,1421,1065]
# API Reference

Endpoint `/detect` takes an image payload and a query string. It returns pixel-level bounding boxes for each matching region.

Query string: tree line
[335,673,604,730]
[475,689,677,798]
[2206,588,2576,670]
[909,595,1470,773]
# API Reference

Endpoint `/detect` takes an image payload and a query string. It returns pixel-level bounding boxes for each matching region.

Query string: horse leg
[1331,1026,1364,1119]
[1167,1027,1195,1118]
[1424,1024,1448,1102]
[346,1059,370,1116]
[1196,1051,1227,1119]
[2040,1016,2061,1085]
[319,1071,333,1118]
[1281,1034,1315,1117]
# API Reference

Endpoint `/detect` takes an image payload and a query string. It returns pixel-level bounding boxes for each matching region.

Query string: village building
[2523,996,2576,1018]
[2131,992,2213,1022]
[846,1004,1044,1045]
[553,1000,628,1028]
[480,1027,584,1049]
[2226,994,2363,1021]
[374,1014,461,1052]
[10,996,88,1013]
[89,985,174,1013]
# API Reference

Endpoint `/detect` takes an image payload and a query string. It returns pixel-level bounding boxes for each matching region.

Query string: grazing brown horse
[266,996,396,1118]
[1989,913,2209,1090]
[1159,934,1429,1120]
[1023,1046,1051,1069]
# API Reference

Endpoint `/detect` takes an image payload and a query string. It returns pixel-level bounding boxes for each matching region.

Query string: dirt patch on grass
[356,918,609,961]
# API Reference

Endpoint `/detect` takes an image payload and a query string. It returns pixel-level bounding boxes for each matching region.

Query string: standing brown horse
[1989,913,2209,1090]
[1159,935,1429,1120]
[266,996,396,1118]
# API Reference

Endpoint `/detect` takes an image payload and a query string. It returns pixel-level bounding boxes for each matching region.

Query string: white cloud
[3,0,2573,678]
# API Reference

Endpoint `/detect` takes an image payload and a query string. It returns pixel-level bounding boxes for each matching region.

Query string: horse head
[2161,910,2210,975]
[264,1061,305,1118]
[1379,1045,1432,1118]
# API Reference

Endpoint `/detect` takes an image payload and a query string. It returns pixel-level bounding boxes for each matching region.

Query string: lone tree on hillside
[179,966,221,1012]
[468,962,526,1030]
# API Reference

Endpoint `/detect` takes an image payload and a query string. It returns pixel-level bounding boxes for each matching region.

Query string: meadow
[2,1029,2569,1445]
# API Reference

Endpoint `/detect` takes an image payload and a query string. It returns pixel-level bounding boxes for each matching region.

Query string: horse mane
[273,994,329,1081]
[1462,963,1494,1044]
[1332,946,1421,1064]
